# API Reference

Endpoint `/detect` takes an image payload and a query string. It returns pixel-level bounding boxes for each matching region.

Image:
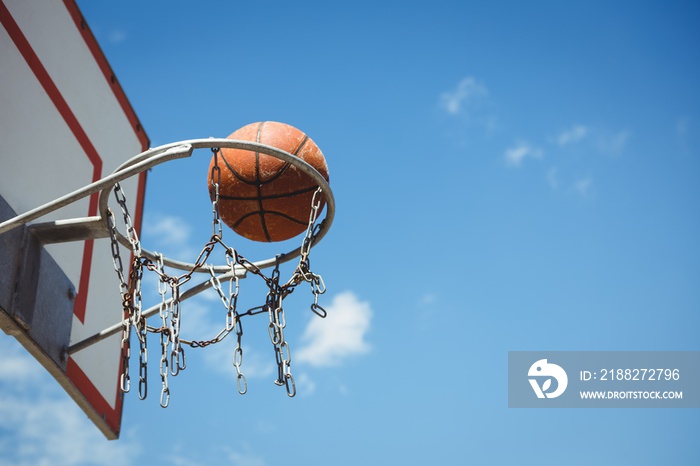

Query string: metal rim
[97,138,335,274]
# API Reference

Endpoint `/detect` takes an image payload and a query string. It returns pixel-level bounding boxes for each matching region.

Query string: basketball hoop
[0,138,335,406]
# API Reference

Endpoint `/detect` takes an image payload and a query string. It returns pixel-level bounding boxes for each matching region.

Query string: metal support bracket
[0,195,73,372]
[29,216,108,244]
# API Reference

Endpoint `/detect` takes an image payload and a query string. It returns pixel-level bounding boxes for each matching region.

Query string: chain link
[169,281,185,376]
[114,183,141,257]
[225,250,246,394]
[210,148,223,238]
[107,210,132,393]
[131,257,148,400]
[154,253,171,407]
[266,261,296,396]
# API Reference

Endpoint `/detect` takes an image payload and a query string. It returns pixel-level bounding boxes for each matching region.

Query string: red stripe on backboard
[0,0,101,325]
[63,0,151,326]
[66,356,123,438]
[62,0,150,151]
[134,172,148,233]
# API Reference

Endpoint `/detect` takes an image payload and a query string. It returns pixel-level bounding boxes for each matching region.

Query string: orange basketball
[208,121,329,242]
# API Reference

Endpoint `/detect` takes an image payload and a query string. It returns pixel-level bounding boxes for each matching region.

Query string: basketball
[208,121,330,242]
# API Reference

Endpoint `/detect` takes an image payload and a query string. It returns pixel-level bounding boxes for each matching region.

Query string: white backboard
[0,0,148,439]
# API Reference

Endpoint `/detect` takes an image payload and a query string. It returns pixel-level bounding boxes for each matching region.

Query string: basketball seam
[262,135,309,184]
[294,135,310,156]
[218,184,320,201]
[218,150,248,184]
[232,210,309,227]
[231,210,308,231]
[216,133,319,187]
[255,122,272,242]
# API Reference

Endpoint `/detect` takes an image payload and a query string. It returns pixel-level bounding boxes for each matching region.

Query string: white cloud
[295,292,372,367]
[141,213,201,261]
[573,176,593,196]
[556,125,588,146]
[596,130,631,155]
[0,337,140,466]
[550,125,631,156]
[0,346,44,382]
[439,76,489,116]
[143,214,192,248]
[504,141,543,167]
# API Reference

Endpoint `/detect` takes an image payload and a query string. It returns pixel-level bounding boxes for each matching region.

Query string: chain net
[107,148,327,407]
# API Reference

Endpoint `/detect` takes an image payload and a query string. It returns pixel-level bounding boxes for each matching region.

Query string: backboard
[0,0,148,440]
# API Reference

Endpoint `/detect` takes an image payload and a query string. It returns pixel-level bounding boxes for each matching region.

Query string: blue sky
[1,1,699,465]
